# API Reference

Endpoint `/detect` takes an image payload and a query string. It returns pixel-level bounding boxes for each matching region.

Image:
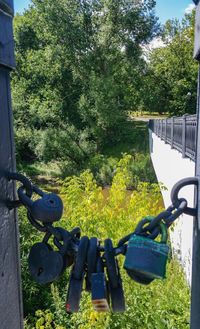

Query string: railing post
[161,119,163,139]
[165,118,167,143]
[171,117,174,149]
[182,114,186,158]
[0,1,24,328]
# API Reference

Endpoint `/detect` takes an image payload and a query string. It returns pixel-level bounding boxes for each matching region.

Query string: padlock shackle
[159,222,168,243]
[18,184,45,209]
[135,216,168,243]
[32,185,45,197]
[53,227,72,256]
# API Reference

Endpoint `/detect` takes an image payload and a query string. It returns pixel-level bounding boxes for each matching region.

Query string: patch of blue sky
[14,0,196,24]
[156,0,196,23]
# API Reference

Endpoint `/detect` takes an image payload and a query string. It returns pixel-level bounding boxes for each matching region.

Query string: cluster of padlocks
[28,218,169,313]
[3,172,197,313]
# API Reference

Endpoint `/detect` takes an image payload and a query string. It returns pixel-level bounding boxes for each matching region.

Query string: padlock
[104,239,118,288]
[85,237,98,292]
[18,185,63,223]
[66,272,85,313]
[66,236,89,313]
[91,255,110,312]
[124,219,169,282]
[104,239,125,312]
[28,241,64,284]
[28,227,71,284]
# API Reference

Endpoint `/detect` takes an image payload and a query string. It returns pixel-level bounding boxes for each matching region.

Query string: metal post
[171,117,174,148]
[182,114,186,158]
[191,1,200,328]
[161,119,163,139]
[159,119,161,137]
[0,1,24,328]
[164,118,167,143]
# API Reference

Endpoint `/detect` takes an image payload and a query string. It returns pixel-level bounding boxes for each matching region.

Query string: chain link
[1,171,33,209]
[4,172,199,258]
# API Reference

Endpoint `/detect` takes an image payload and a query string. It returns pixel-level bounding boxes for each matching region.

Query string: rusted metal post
[0,1,24,328]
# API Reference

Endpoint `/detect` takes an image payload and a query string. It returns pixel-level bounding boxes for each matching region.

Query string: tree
[142,11,198,115]
[12,0,159,167]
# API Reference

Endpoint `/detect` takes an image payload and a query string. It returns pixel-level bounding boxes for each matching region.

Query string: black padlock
[18,185,63,223]
[91,255,110,312]
[28,228,69,284]
[108,266,126,312]
[85,237,98,292]
[104,239,118,288]
[124,217,169,283]
[104,239,125,312]
[28,241,63,284]
[66,236,89,313]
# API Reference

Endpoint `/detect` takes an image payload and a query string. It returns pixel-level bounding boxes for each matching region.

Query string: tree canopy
[12,0,159,166]
[141,12,198,115]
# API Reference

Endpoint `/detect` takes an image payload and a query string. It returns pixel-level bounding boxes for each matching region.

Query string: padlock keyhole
[37,267,44,276]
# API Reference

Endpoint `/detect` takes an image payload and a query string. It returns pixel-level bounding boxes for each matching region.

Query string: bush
[20,155,190,328]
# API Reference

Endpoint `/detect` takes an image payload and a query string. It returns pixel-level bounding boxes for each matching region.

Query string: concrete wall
[149,130,195,284]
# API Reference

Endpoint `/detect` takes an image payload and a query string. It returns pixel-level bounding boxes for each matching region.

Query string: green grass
[102,120,150,158]
[129,110,169,118]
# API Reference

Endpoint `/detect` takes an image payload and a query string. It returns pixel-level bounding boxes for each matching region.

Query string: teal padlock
[124,217,169,283]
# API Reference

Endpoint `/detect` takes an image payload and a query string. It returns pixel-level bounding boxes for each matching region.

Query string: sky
[14,0,196,24]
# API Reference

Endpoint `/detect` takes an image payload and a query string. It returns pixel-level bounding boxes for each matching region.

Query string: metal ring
[170,177,198,217]
[142,211,171,233]
[166,199,188,227]
[27,211,47,232]
[4,172,33,198]
[45,224,62,241]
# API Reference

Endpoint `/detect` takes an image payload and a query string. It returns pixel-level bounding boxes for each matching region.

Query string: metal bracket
[170,177,198,217]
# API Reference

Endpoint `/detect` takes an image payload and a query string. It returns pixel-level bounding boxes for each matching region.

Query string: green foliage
[142,11,198,115]
[12,0,159,167]
[20,155,190,328]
